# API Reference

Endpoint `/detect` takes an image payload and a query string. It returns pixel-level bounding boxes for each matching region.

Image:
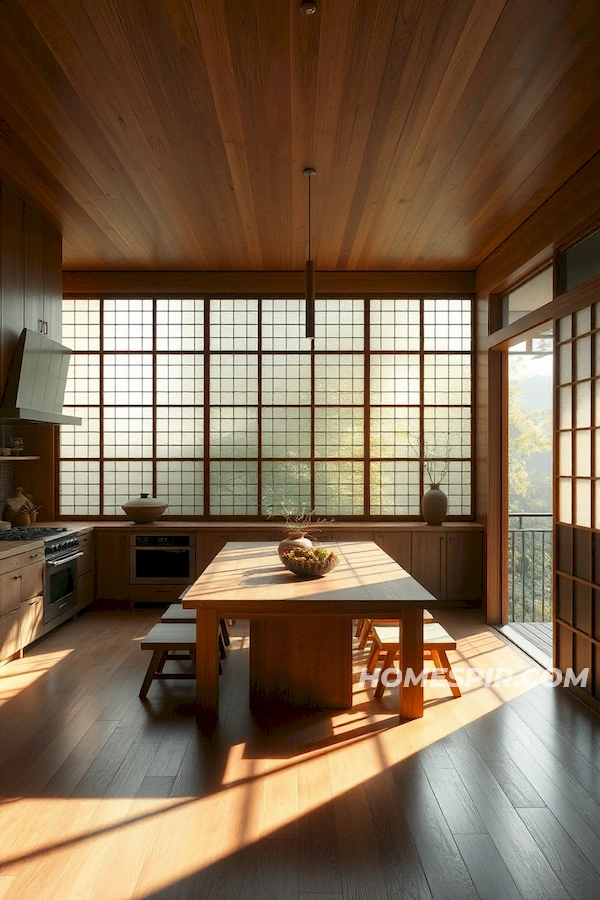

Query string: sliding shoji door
[555,303,600,699]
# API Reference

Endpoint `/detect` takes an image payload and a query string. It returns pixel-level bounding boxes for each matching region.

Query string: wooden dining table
[182,540,438,720]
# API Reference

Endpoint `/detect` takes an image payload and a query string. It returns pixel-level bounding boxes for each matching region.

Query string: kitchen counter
[0,539,44,561]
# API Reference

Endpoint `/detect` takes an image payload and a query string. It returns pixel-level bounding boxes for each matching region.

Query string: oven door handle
[46,551,84,566]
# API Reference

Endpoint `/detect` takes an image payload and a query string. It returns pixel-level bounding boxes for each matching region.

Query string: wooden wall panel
[62,270,475,297]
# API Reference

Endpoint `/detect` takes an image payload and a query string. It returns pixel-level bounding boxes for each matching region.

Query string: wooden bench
[161,603,230,658]
[356,609,434,650]
[368,621,462,700]
[139,623,199,699]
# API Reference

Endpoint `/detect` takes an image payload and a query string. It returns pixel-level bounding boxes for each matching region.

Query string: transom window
[60,296,473,518]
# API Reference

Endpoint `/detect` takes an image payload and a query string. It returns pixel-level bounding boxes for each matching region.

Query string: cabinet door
[0,609,21,661]
[78,571,94,610]
[23,203,45,335]
[20,562,44,602]
[198,532,232,573]
[446,532,483,603]
[78,543,93,576]
[42,218,62,341]
[20,595,44,647]
[375,532,412,571]
[411,532,446,600]
[96,531,129,600]
[0,571,22,616]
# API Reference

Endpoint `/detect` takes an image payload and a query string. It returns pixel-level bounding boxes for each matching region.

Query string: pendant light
[304,166,316,339]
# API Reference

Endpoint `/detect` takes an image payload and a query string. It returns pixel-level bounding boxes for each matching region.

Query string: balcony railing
[508,514,553,622]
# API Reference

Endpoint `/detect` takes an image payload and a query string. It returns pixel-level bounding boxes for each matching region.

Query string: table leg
[195,609,219,717]
[399,609,424,719]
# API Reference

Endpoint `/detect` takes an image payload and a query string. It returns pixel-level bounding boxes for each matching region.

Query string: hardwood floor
[1,608,600,899]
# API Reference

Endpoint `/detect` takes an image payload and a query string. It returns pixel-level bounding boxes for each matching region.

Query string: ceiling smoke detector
[300,1,318,14]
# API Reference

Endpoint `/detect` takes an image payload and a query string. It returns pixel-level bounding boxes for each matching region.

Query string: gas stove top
[0,526,72,541]
[0,526,80,558]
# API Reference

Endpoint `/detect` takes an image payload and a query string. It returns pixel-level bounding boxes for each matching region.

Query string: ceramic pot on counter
[121,493,168,524]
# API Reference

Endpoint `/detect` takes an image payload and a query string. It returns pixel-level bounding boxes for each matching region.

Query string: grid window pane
[315,462,364,515]
[60,295,473,519]
[423,407,471,458]
[262,299,313,352]
[262,354,311,404]
[262,408,311,458]
[156,299,203,351]
[315,299,363,350]
[104,299,152,351]
[262,462,311,514]
[103,407,152,458]
[370,407,420,458]
[210,298,258,350]
[156,461,203,514]
[60,408,100,459]
[210,355,259,405]
[444,462,472,515]
[210,407,258,458]
[59,461,100,515]
[62,299,100,351]
[370,299,420,351]
[104,355,153,405]
[64,355,100,406]
[315,407,364,458]
[370,355,420,404]
[424,298,471,351]
[156,408,204,458]
[370,462,420,515]
[156,355,204,404]
[315,355,364,404]
[104,461,153,516]
[210,461,258,514]
[423,354,471,405]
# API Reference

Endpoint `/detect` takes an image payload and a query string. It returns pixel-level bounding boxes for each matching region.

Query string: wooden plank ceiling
[0,0,599,273]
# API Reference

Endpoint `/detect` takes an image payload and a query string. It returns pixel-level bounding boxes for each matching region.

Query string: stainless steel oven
[130,533,195,584]
[44,536,83,624]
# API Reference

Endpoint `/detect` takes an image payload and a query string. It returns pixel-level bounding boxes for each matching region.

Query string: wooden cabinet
[411,532,446,600]
[374,532,412,572]
[0,546,45,662]
[446,531,484,603]
[90,524,484,610]
[20,594,43,646]
[0,183,62,390]
[96,531,129,603]
[77,530,94,611]
[0,609,20,662]
[410,529,483,604]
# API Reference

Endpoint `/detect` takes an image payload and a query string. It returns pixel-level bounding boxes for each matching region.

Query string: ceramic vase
[277,531,313,562]
[421,484,447,526]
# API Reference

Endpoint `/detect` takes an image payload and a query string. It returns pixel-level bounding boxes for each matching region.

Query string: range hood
[0,328,81,425]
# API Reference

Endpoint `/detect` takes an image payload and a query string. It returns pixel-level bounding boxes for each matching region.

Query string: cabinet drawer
[20,594,44,647]
[0,609,21,662]
[129,583,185,605]
[0,570,22,616]
[20,562,44,602]
[18,547,45,568]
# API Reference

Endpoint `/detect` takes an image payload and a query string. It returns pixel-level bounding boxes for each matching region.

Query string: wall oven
[130,534,195,584]
[44,534,83,625]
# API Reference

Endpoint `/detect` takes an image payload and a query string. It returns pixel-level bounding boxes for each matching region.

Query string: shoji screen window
[60,295,473,518]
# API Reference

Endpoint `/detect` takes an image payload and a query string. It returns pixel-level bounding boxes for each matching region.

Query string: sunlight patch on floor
[0,650,73,705]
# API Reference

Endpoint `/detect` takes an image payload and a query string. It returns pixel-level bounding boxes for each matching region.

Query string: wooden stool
[161,603,230,657]
[139,623,198,699]
[369,622,462,700]
[357,609,434,650]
